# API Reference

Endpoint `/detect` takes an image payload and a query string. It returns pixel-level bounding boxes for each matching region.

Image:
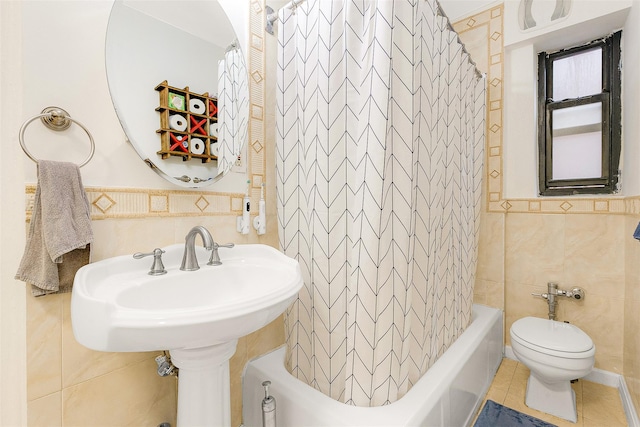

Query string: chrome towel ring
[19,106,95,168]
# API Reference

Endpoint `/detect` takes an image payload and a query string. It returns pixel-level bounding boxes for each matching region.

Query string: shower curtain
[276,0,485,406]
[216,45,249,175]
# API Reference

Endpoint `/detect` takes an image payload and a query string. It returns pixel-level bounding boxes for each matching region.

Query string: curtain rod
[266,0,306,29]
[435,0,484,80]
[225,39,239,53]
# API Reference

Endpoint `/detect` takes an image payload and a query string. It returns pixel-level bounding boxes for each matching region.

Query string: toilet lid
[511,317,593,353]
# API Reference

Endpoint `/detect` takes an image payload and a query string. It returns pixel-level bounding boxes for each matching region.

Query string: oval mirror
[105,0,248,188]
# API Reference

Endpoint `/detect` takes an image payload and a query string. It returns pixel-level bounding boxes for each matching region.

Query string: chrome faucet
[180,226,214,271]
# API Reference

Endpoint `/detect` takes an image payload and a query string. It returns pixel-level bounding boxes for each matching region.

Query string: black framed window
[538,31,622,196]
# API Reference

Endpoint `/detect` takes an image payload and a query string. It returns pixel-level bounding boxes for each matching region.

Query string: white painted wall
[621,1,640,195]
[219,0,249,53]
[20,0,247,192]
[504,0,633,48]
[21,1,143,187]
[501,0,634,198]
[0,2,27,425]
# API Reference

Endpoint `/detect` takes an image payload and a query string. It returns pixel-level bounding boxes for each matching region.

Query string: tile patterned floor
[477,358,628,427]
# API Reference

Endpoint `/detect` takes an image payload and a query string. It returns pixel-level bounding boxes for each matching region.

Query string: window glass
[538,31,621,196]
[552,102,602,134]
[551,103,602,180]
[552,48,602,101]
[552,132,602,180]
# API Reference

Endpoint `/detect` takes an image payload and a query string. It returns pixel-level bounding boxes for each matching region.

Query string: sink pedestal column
[170,340,238,427]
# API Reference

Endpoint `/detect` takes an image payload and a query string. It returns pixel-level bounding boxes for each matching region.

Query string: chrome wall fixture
[265,0,307,35]
[532,282,585,320]
[19,106,95,168]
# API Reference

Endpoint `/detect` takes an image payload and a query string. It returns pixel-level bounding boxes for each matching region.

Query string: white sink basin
[71,243,302,352]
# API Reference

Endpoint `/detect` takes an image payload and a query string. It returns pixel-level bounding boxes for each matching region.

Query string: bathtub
[242,304,503,427]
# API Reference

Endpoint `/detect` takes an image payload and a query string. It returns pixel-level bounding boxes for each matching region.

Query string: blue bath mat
[474,400,557,427]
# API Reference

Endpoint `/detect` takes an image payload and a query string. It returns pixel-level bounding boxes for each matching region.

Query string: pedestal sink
[71,243,302,426]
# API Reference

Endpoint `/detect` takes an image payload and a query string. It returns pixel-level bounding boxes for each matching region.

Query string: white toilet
[510,316,595,423]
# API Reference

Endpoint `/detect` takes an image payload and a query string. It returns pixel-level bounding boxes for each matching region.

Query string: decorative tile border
[454,5,632,216]
[249,0,267,200]
[496,197,630,215]
[453,5,505,213]
[24,185,245,221]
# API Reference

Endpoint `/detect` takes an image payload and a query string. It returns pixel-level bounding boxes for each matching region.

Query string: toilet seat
[511,317,594,359]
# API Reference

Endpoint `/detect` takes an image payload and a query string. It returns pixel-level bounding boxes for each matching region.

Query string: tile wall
[475,206,633,373]
[625,215,640,413]
[503,212,626,373]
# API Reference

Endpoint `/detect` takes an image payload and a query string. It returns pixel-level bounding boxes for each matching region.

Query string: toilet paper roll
[209,123,218,138]
[210,142,219,157]
[169,114,187,132]
[190,138,205,155]
[189,99,206,115]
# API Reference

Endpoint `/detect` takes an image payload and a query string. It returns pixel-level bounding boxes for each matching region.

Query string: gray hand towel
[15,160,93,296]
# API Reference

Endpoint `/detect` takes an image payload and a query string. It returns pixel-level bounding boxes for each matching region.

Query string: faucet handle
[214,242,235,250]
[133,248,167,276]
[207,242,235,266]
[531,292,549,300]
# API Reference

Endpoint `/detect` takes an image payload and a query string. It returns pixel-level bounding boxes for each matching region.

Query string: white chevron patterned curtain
[216,46,249,175]
[276,0,485,406]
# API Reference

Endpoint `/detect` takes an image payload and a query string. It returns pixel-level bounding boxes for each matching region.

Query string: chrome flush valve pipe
[532,282,586,320]
[546,282,558,320]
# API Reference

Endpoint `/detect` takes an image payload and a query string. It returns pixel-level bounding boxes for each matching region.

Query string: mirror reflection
[105,0,248,188]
